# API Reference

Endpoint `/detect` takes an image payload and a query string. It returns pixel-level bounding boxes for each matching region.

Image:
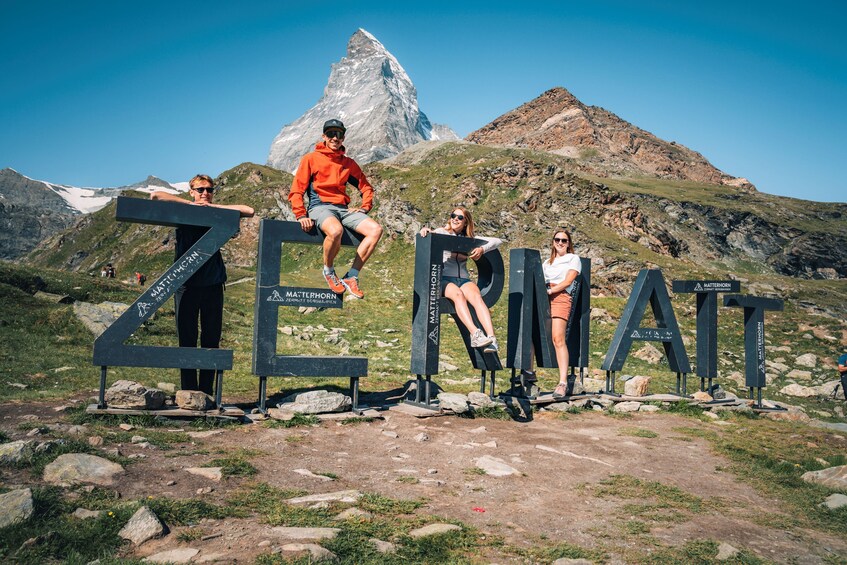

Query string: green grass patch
[265,414,321,428]
[340,416,376,425]
[175,527,205,542]
[468,406,513,420]
[146,496,243,525]
[396,475,419,484]
[358,493,425,516]
[204,448,260,477]
[619,427,659,438]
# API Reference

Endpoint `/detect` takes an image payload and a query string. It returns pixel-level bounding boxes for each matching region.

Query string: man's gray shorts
[308,203,369,231]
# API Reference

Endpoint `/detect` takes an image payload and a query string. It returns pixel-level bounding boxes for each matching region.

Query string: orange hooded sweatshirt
[288,142,374,219]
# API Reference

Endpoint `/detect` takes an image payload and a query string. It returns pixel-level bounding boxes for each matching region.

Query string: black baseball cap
[323,119,346,133]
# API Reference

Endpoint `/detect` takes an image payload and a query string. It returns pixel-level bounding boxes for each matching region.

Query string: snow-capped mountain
[267,28,458,173]
[0,168,185,259]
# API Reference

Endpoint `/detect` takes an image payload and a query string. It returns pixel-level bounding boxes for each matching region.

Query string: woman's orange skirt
[549,290,573,320]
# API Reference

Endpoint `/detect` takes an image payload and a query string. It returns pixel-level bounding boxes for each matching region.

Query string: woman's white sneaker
[470,329,493,348]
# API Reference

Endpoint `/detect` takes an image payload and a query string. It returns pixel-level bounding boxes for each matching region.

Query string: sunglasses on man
[192,186,214,194]
[325,130,345,139]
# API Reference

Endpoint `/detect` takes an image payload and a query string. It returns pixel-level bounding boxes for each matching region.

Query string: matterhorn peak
[267,29,457,173]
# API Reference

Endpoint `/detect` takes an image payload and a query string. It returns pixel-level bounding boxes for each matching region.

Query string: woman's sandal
[553,382,568,398]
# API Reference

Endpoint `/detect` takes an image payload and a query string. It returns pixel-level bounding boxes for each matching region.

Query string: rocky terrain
[267,28,457,173]
[466,87,752,188]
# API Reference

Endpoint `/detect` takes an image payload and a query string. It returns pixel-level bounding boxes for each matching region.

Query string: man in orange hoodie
[288,119,383,298]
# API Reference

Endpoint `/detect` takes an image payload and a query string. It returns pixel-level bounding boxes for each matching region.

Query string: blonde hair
[189,174,214,189]
[443,206,475,237]
[548,228,575,264]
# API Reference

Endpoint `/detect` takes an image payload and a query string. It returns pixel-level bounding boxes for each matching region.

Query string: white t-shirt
[543,253,582,291]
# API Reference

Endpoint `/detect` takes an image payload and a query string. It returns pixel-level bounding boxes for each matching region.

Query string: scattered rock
[286,490,361,505]
[334,507,372,520]
[475,455,520,477]
[414,433,430,442]
[0,488,33,528]
[175,390,213,411]
[820,493,847,510]
[280,543,337,561]
[794,353,817,368]
[293,469,335,481]
[119,506,166,545]
[186,467,223,481]
[43,453,124,486]
[0,440,33,464]
[270,526,340,540]
[638,405,660,413]
[624,375,651,397]
[715,542,739,561]
[408,523,462,538]
[370,538,396,553]
[762,410,810,423]
[72,508,102,519]
[467,391,495,408]
[633,343,663,364]
[105,380,165,410]
[779,383,819,397]
[156,382,176,393]
[802,465,847,489]
[692,391,713,402]
[277,390,351,414]
[143,548,199,563]
[186,429,224,439]
[382,430,399,438]
[119,424,134,431]
[88,436,104,447]
[786,369,813,381]
[613,401,642,413]
[437,392,470,414]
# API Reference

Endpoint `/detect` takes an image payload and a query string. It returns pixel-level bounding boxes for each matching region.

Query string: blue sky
[1,1,845,202]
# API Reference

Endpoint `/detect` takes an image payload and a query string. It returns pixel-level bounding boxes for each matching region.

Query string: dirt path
[2,400,845,563]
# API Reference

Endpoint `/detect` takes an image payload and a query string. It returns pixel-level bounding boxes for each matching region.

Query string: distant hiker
[419,206,502,353]
[287,119,383,299]
[106,264,116,278]
[135,271,142,285]
[543,228,582,398]
[150,174,254,395]
[101,266,108,278]
[139,273,146,286]
[839,352,847,400]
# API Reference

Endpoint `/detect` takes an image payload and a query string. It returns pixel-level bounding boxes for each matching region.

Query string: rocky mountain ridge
[267,29,457,173]
[467,87,752,189]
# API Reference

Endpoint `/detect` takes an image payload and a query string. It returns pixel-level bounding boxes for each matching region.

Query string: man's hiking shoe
[483,337,499,354]
[324,271,346,294]
[470,329,493,348]
[341,276,364,299]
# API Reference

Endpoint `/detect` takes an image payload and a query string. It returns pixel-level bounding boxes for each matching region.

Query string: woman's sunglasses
[554,237,569,243]
[193,186,214,194]
[450,213,465,220]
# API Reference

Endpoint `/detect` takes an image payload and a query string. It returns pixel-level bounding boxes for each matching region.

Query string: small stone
[408,523,462,538]
[165,480,176,486]
[334,507,372,520]
[186,429,224,439]
[105,380,164,410]
[175,390,213,411]
[196,487,213,494]
[802,465,847,489]
[293,469,335,481]
[186,467,223,481]
[72,508,102,519]
[786,369,813,381]
[270,526,340,540]
[156,382,176,394]
[88,436,104,447]
[638,405,660,413]
[370,538,396,553]
[467,391,494,408]
[820,493,847,510]
[794,353,817,368]
[716,542,739,560]
[475,455,519,477]
[0,440,33,464]
[131,435,147,444]
[0,488,33,528]
[437,392,470,414]
[382,430,399,438]
[414,433,429,442]
[483,440,498,448]
[26,428,42,437]
[119,424,134,431]
[427,469,438,474]
[613,401,642,413]
[119,506,165,545]
[624,375,651,397]
[692,391,713,402]
[280,543,337,561]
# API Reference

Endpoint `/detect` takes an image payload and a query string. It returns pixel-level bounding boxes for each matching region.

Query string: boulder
[794,353,817,368]
[786,369,813,381]
[280,543,337,561]
[143,548,199,563]
[692,391,713,402]
[716,542,739,561]
[119,506,166,545]
[0,440,33,464]
[105,380,164,410]
[802,465,847,489]
[633,343,663,364]
[72,301,128,337]
[277,390,351,414]
[186,467,223,481]
[0,488,33,528]
[369,538,396,553]
[467,391,494,408]
[820,493,847,510]
[175,390,213,411]
[270,527,340,540]
[437,392,470,414]
[43,453,124,486]
[624,375,651,397]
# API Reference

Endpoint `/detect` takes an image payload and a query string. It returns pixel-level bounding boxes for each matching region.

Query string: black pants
[175,284,224,395]
[841,372,847,400]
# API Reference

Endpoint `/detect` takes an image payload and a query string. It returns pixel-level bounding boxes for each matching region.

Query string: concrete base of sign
[85,403,244,420]
[389,403,451,418]
[500,392,596,406]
